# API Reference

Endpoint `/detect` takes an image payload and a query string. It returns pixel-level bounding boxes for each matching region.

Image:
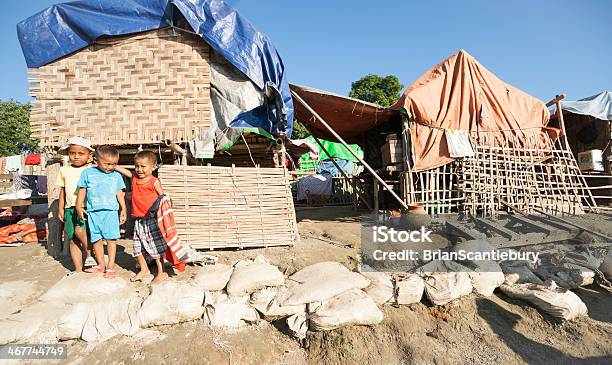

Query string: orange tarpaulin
[391,50,557,171]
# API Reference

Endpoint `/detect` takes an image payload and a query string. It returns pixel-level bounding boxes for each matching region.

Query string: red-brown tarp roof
[391,50,555,171]
[290,84,397,142]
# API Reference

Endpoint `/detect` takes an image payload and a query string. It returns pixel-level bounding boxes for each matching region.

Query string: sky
[1,0,611,104]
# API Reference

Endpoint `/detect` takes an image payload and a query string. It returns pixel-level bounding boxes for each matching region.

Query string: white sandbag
[286,313,308,339]
[278,262,370,306]
[309,289,383,331]
[250,287,305,320]
[419,261,473,306]
[395,274,425,305]
[465,260,505,296]
[40,273,127,303]
[536,265,595,289]
[0,302,66,345]
[361,272,395,305]
[501,262,543,285]
[599,249,612,279]
[139,281,204,327]
[225,258,285,297]
[499,281,588,321]
[81,294,143,342]
[203,292,255,328]
[192,264,233,291]
[57,303,90,340]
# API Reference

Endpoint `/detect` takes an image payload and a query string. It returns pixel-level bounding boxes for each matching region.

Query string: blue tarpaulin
[550,91,612,122]
[17,0,293,136]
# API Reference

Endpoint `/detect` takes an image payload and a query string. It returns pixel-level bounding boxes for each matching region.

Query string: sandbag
[286,313,308,339]
[278,262,370,306]
[500,281,588,321]
[451,241,504,296]
[501,263,543,285]
[81,294,143,342]
[139,281,204,327]
[0,302,66,345]
[203,292,256,327]
[40,273,127,303]
[225,257,285,297]
[250,287,305,320]
[419,261,473,305]
[536,265,595,289]
[192,264,233,291]
[57,303,90,340]
[396,274,424,305]
[361,272,394,305]
[309,289,383,331]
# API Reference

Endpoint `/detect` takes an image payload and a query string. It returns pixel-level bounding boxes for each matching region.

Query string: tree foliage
[291,120,310,139]
[0,101,38,157]
[349,74,404,107]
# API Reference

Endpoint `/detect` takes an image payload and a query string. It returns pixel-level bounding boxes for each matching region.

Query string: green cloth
[298,136,363,172]
[63,207,88,241]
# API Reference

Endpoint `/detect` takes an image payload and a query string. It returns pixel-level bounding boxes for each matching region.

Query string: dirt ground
[0,207,611,365]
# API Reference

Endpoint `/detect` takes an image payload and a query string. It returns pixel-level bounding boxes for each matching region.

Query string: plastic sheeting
[17,0,293,137]
[391,50,554,172]
[552,91,612,121]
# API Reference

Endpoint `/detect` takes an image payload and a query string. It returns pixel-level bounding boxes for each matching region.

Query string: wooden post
[291,90,410,211]
[46,159,63,257]
[554,95,598,212]
[373,176,379,213]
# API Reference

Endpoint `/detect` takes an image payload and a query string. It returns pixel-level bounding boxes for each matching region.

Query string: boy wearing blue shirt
[76,145,127,279]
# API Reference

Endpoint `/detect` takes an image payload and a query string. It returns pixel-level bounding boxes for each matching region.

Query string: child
[56,136,95,272]
[76,145,127,279]
[115,151,167,284]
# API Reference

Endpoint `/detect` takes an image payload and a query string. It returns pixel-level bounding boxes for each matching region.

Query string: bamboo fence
[28,28,211,148]
[400,130,596,216]
[158,165,299,250]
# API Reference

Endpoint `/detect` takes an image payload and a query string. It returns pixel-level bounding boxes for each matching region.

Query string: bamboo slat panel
[158,165,298,250]
[29,28,211,148]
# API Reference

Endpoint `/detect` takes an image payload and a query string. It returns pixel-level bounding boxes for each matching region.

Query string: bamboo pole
[291,90,410,210]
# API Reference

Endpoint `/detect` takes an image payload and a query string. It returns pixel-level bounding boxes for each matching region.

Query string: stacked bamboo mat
[158,165,299,250]
[29,28,211,148]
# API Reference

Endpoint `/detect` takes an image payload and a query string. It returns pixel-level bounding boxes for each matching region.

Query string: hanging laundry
[4,155,22,174]
[24,154,41,165]
[445,130,474,158]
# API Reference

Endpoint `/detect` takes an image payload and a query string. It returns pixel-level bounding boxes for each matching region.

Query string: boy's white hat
[59,136,94,155]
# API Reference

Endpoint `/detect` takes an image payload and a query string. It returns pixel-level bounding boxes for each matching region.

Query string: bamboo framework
[400,131,596,217]
[158,165,299,250]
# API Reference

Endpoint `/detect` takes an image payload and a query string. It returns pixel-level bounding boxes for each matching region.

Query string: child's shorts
[88,210,120,243]
[64,207,88,240]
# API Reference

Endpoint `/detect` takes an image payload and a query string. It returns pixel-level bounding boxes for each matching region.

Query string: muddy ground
[0,207,611,365]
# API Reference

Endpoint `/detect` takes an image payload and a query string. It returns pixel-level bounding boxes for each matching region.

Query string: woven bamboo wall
[158,165,299,249]
[28,28,211,148]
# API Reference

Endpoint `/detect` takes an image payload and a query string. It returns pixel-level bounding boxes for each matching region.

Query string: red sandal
[103,268,117,279]
[85,266,105,274]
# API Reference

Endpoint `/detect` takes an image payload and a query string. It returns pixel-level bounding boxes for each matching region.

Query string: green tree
[349,74,404,107]
[0,101,38,157]
[291,119,310,139]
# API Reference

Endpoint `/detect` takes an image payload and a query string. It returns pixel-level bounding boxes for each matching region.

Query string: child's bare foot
[151,272,168,285]
[131,270,151,282]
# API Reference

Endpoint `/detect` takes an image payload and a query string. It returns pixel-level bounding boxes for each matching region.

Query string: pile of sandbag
[500,280,588,321]
[453,241,505,296]
[418,260,473,305]
[277,262,383,335]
